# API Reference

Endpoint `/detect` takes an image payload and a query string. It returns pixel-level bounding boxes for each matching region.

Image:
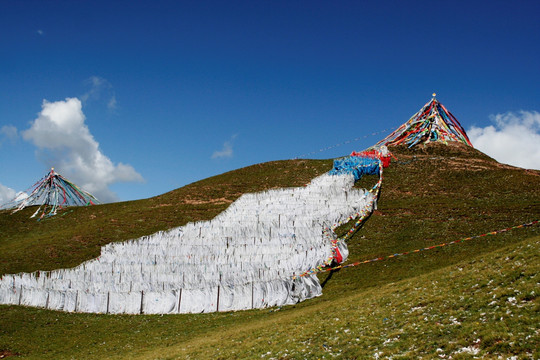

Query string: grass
[1,142,539,359]
[128,235,540,360]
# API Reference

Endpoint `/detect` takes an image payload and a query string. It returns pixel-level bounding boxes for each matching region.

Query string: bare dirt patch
[182,197,233,205]
[0,349,20,358]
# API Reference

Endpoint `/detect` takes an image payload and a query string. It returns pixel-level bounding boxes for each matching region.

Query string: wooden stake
[177,289,182,313]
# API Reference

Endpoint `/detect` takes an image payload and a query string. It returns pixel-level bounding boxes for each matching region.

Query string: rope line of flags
[293,127,396,159]
[296,220,539,278]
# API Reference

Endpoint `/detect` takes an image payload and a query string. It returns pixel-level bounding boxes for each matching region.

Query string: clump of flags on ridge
[330,94,472,181]
[373,94,473,148]
[1,168,99,219]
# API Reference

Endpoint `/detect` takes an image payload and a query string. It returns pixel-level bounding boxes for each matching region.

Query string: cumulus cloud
[22,98,143,202]
[0,125,18,145]
[0,188,28,209]
[0,184,17,205]
[212,135,237,159]
[468,110,540,170]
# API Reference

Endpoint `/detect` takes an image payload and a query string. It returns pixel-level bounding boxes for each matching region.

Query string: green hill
[1,143,539,359]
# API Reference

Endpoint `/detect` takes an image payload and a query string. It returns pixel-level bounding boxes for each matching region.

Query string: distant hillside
[1,142,538,359]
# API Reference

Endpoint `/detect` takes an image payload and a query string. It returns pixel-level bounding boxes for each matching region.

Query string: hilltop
[1,143,539,359]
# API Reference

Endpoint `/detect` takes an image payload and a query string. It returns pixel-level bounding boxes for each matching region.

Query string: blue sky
[1,0,539,203]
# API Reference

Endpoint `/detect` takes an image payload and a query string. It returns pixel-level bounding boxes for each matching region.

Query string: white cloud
[37,29,44,36]
[107,95,117,110]
[468,110,540,170]
[212,135,237,159]
[22,98,143,202]
[0,189,28,209]
[0,125,18,145]
[0,184,17,206]
[81,76,117,111]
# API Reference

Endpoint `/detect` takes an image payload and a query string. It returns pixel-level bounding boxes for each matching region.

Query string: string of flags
[295,220,539,278]
[301,147,389,278]
[293,127,396,159]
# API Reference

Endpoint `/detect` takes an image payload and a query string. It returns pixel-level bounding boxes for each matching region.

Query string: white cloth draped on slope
[0,173,375,314]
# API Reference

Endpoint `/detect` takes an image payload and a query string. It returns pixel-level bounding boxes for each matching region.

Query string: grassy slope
[0,143,539,359]
[130,235,540,360]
